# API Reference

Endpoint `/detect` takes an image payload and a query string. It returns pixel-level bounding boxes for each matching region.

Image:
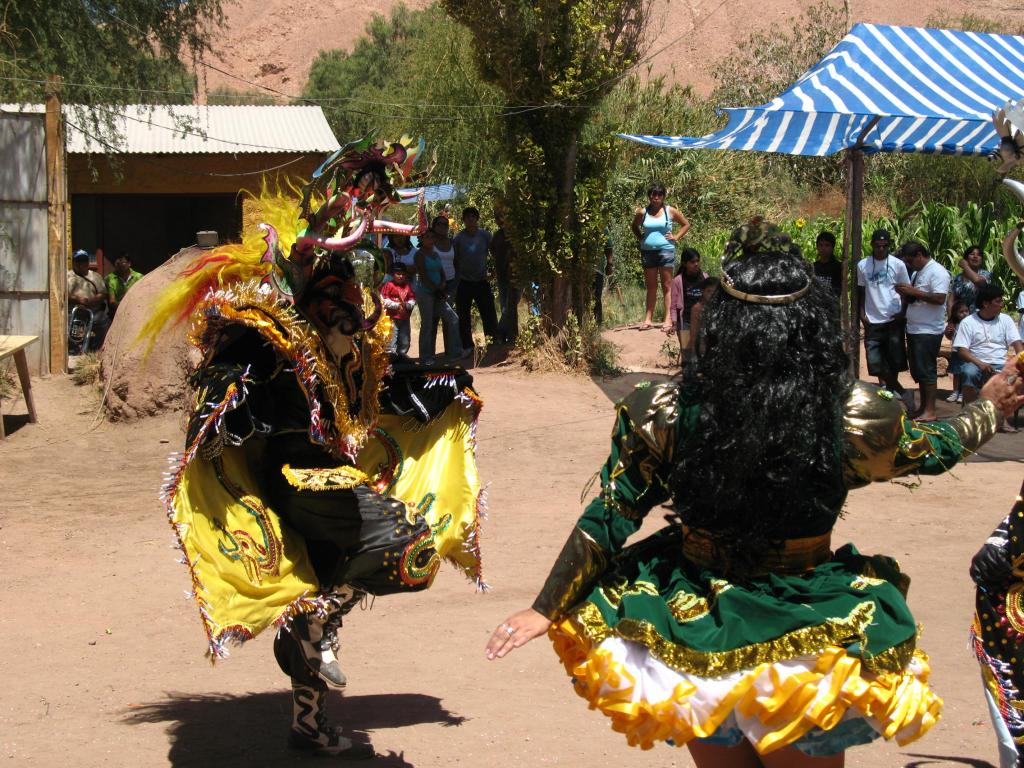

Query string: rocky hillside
[201,0,1009,100]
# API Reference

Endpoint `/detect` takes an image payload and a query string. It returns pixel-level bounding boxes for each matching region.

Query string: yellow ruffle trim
[550,616,942,754]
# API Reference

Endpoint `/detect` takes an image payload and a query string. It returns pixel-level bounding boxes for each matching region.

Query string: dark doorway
[71,194,242,274]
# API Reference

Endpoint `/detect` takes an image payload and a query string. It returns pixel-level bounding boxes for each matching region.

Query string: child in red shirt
[380,262,417,355]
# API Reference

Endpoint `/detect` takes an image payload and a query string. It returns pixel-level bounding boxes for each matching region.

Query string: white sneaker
[945,391,959,403]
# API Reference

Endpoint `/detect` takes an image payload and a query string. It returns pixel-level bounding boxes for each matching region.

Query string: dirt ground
[2,325,1023,768]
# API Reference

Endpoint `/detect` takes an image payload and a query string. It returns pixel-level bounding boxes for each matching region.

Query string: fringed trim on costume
[161,375,328,659]
[971,620,1024,741]
[454,387,486,590]
[550,616,942,754]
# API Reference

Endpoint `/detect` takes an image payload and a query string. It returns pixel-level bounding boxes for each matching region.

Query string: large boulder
[99,247,203,421]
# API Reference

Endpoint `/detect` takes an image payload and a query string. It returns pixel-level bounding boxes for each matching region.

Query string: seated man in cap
[67,249,109,350]
[857,229,911,401]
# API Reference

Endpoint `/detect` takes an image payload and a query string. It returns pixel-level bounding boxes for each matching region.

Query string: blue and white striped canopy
[621,23,1024,157]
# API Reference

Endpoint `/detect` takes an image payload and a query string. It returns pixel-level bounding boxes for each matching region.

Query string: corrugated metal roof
[1,104,340,154]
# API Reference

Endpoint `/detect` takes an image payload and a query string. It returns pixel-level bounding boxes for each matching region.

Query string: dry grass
[0,366,14,400]
[70,353,101,387]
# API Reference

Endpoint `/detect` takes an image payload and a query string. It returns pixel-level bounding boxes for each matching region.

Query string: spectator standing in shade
[812,231,842,297]
[593,228,614,326]
[632,182,690,331]
[105,252,143,318]
[857,229,912,403]
[953,283,1024,418]
[668,248,707,352]
[943,300,971,404]
[414,229,463,362]
[68,249,109,348]
[453,206,498,351]
[895,241,950,421]
[682,276,719,373]
[379,262,416,356]
[949,244,991,313]
[387,233,417,282]
[492,211,520,343]
[432,216,457,296]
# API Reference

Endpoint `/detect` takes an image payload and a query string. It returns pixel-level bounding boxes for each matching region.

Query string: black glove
[971,517,1013,587]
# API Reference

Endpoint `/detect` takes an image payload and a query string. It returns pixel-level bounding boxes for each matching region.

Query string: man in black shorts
[856,229,912,400]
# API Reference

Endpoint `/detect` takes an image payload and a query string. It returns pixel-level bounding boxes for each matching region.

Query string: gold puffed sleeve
[531,527,608,621]
[843,381,998,488]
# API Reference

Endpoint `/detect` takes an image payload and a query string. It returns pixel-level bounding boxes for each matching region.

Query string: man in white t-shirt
[857,229,911,395]
[953,283,1024,415]
[895,241,950,420]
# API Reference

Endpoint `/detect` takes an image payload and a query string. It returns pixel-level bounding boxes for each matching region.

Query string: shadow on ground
[123,691,466,766]
[900,753,996,768]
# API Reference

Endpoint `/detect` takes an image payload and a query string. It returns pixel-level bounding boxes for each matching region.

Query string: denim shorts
[863,320,908,376]
[640,247,675,270]
[907,333,942,385]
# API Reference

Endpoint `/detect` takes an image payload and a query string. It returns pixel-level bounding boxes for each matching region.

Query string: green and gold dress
[534,380,997,755]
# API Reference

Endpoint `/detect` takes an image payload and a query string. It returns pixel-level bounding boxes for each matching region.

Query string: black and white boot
[288,681,374,759]
[290,612,347,689]
[289,586,364,689]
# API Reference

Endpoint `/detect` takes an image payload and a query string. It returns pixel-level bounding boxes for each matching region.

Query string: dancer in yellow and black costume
[144,137,486,760]
[486,219,1024,766]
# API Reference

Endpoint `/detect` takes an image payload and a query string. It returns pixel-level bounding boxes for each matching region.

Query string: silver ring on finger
[504,625,516,636]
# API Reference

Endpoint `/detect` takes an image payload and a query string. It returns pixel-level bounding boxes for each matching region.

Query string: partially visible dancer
[668,248,706,356]
[970,455,1024,768]
[453,206,498,351]
[812,230,843,297]
[896,241,951,421]
[857,228,911,403]
[943,301,971,404]
[953,283,1024,412]
[950,244,992,313]
[105,252,143,318]
[485,218,1024,767]
[380,262,416,356]
[631,182,690,331]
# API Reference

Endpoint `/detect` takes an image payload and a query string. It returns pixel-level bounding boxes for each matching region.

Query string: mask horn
[1002,179,1024,283]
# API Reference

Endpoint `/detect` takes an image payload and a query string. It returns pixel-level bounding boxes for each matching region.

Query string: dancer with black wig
[485,219,1024,766]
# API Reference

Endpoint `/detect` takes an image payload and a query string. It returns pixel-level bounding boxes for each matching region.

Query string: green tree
[442,0,654,327]
[303,4,503,186]
[0,0,222,105]
[711,1,848,190]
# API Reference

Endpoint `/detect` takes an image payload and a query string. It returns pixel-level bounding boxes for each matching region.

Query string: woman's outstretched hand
[485,608,552,660]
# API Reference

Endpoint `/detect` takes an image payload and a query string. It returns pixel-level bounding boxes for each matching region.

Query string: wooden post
[840,117,879,380]
[45,75,67,374]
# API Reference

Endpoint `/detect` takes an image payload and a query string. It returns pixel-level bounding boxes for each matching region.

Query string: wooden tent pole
[842,147,864,378]
[841,116,879,380]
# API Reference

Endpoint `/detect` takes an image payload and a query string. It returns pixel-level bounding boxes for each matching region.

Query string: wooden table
[0,335,39,439]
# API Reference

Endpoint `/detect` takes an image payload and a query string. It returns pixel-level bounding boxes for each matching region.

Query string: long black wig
[669,248,851,579]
